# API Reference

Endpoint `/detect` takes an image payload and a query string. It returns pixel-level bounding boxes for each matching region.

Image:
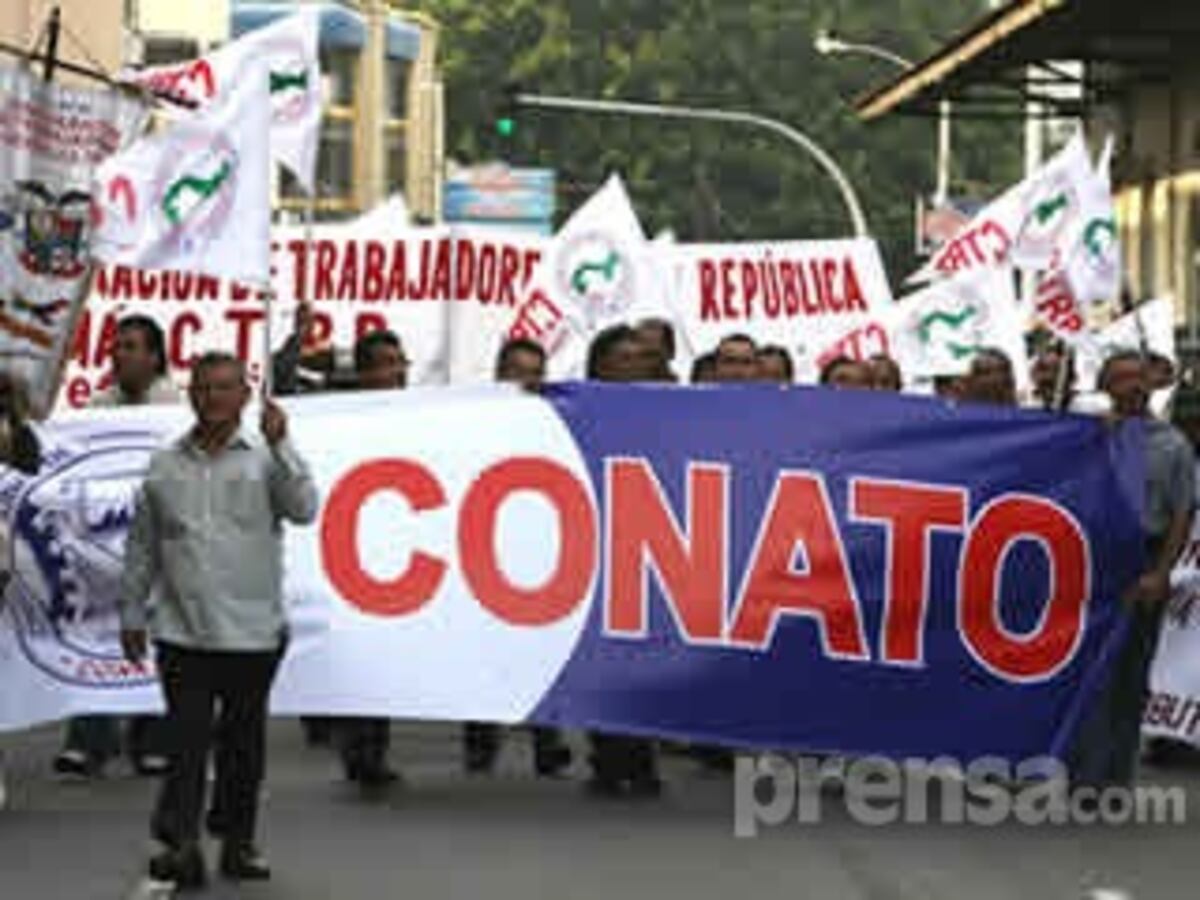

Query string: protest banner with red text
[667,239,894,382]
[0,63,146,417]
[1147,478,1200,749]
[0,385,1142,763]
[59,219,547,407]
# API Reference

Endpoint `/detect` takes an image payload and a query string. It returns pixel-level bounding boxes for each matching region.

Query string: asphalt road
[1,721,1198,899]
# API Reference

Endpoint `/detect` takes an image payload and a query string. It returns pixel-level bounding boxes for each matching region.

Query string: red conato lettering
[458,458,596,627]
[321,460,448,617]
[959,495,1089,681]
[605,459,727,642]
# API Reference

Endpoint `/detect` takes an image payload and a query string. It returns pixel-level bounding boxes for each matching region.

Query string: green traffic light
[496,116,516,138]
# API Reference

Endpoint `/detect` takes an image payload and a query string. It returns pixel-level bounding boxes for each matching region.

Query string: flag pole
[41,7,60,82]
[1132,303,1151,356]
[302,186,316,376]
[262,279,275,398]
[1052,344,1073,412]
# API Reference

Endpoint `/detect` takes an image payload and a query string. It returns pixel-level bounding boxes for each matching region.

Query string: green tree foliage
[415,0,1021,277]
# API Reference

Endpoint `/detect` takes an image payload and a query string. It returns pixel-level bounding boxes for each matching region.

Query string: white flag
[91,72,271,284]
[124,8,321,192]
[515,174,666,378]
[549,174,648,332]
[908,132,1094,284]
[888,267,1027,381]
[0,63,147,417]
[356,194,411,229]
[1060,136,1121,307]
[1076,297,1174,387]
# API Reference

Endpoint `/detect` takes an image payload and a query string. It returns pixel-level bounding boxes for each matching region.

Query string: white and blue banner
[0,386,1145,761]
[1145,466,1200,748]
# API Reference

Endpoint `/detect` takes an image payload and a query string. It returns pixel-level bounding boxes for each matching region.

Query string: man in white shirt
[90,314,182,407]
[121,351,317,887]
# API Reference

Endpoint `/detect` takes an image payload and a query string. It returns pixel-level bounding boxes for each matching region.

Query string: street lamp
[814,30,913,70]
[513,92,868,236]
[815,30,953,206]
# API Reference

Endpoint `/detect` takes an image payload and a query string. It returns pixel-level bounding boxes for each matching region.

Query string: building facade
[0,0,124,83]
[857,0,1200,352]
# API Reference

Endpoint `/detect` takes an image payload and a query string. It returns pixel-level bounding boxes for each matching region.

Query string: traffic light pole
[514,92,869,236]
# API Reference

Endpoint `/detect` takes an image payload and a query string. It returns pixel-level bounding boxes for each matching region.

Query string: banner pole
[1052,344,1073,412]
[303,188,316,378]
[41,7,60,82]
[261,283,274,398]
[1132,303,1151,356]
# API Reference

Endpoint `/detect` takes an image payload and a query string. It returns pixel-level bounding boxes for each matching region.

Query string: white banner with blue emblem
[0,63,147,417]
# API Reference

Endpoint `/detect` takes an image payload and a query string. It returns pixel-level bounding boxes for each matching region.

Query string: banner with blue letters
[0,386,1144,762]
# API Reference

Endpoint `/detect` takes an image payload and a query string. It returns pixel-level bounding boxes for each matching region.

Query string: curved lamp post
[815,29,953,206]
[514,92,869,237]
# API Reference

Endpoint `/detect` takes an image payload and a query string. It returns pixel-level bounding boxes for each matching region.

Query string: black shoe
[465,749,496,775]
[690,744,735,771]
[133,754,170,777]
[148,845,207,891]
[219,842,271,881]
[1143,737,1196,767]
[356,764,401,790]
[302,717,333,747]
[584,775,624,798]
[205,807,228,839]
[53,749,101,779]
[628,775,665,799]
[534,745,572,778]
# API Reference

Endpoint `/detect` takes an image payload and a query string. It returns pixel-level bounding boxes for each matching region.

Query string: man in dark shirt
[336,330,410,790]
[1029,345,1078,412]
[961,348,1017,407]
[462,339,573,778]
[1072,351,1195,790]
[583,326,664,797]
[756,345,794,384]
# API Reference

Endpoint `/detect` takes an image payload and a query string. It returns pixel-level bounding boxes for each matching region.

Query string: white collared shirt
[119,427,318,651]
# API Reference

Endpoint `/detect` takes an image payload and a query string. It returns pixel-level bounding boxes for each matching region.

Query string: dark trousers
[338,718,390,774]
[300,716,335,745]
[151,641,283,847]
[1070,600,1167,788]
[588,732,658,784]
[63,714,166,762]
[463,722,568,771]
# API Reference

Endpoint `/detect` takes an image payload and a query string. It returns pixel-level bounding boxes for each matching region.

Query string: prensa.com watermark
[734,754,1188,836]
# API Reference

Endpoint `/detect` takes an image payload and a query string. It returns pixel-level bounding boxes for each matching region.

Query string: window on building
[386,126,406,195]
[320,119,355,200]
[386,59,410,120]
[321,49,358,109]
[142,36,201,66]
[280,118,354,203]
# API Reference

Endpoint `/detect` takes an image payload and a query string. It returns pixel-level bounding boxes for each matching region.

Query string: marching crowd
[0,307,1195,890]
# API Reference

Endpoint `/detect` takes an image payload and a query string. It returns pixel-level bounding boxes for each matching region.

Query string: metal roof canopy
[857,0,1200,121]
[233,3,424,61]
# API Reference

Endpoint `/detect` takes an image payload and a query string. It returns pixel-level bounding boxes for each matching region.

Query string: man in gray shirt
[120,351,318,888]
[1072,350,1195,791]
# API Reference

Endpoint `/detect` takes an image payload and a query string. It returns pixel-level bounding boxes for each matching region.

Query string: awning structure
[233,2,424,61]
[857,0,1200,121]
